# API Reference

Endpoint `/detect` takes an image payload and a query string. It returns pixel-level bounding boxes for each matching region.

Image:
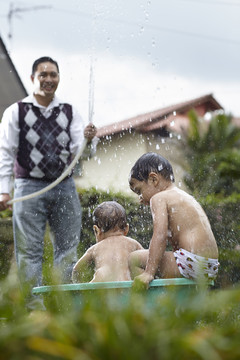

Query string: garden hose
[7,138,88,205]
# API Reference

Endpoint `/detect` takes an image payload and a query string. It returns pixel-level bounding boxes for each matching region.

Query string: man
[0,56,97,310]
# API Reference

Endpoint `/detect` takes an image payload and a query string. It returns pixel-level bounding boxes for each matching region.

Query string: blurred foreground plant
[1,272,240,360]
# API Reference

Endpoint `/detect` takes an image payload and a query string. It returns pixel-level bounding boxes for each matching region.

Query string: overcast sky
[0,0,240,127]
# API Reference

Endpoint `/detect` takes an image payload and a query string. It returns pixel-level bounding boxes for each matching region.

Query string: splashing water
[88,0,97,125]
[88,60,95,124]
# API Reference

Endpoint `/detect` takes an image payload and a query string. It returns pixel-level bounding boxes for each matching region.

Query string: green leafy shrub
[200,193,240,249]
[183,112,240,288]
[184,111,240,197]
[0,219,14,280]
[198,194,240,288]
[0,208,12,219]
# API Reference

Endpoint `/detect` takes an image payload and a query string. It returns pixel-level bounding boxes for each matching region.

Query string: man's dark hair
[32,56,59,76]
[129,152,175,182]
[93,201,127,233]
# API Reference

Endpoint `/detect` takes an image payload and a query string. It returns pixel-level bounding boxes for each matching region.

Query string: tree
[184,111,240,197]
[183,111,240,287]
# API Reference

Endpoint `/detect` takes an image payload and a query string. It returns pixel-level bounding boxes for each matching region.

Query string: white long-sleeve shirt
[0,94,98,194]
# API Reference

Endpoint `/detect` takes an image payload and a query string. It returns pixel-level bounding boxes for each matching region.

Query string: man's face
[31,61,59,97]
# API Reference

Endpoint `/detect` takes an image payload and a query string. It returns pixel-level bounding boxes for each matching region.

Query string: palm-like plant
[185,111,240,196]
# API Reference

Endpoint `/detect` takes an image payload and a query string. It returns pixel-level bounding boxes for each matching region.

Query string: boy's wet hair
[130,152,175,182]
[32,56,59,76]
[93,201,127,233]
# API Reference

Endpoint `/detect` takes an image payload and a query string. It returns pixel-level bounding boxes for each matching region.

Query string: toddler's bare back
[91,236,143,282]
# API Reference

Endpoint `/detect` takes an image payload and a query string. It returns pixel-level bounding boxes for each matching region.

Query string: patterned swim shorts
[174,248,219,280]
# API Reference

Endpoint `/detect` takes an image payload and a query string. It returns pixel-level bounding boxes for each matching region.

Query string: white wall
[75,131,188,194]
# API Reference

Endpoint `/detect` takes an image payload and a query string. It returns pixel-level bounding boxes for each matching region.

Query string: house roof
[0,36,28,119]
[96,94,223,138]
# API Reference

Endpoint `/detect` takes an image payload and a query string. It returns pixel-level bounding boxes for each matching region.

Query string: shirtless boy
[128,152,219,286]
[72,201,143,283]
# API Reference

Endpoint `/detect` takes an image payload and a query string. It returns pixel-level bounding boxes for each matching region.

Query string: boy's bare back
[152,185,218,259]
[128,152,219,285]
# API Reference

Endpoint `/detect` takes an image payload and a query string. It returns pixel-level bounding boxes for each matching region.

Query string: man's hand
[84,123,97,142]
[133,272,154,291]
[0,194,12,211]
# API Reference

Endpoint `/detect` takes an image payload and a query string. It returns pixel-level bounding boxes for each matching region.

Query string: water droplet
[139,26,144,34]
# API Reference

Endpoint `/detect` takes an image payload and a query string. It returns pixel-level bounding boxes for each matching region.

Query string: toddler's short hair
[130,152,175,182]
[93,201,127,233]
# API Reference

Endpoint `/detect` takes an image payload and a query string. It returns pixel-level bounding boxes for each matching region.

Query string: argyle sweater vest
[14,102,73,180]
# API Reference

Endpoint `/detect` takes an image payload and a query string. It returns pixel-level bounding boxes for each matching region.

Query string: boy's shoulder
[151,186,193,209]
[151,186,174,202]
[154,186,189,199]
